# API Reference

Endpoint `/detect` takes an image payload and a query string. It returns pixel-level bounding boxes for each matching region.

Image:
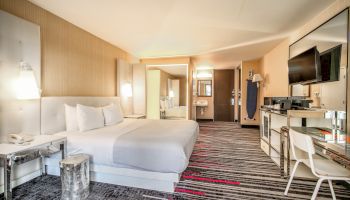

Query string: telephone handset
[7,134,34,145]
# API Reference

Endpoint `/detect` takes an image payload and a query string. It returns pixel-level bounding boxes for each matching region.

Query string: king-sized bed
[41,97,198,192]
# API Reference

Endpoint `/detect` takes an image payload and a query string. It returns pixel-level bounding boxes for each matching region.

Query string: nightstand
[124,114,146,119]
[0,135,67,200]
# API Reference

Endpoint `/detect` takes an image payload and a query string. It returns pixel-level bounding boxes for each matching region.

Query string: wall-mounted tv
[319,44,341,83]
[288,46,321,85]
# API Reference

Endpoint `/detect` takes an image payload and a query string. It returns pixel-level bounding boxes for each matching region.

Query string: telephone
[7,134,34,145]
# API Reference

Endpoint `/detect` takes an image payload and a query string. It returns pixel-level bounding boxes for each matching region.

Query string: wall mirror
[197,80,212,97]
[289,9,348,156]
[289,9,348,111]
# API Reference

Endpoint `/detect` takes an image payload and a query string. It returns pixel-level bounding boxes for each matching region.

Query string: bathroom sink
[195,100,208,107]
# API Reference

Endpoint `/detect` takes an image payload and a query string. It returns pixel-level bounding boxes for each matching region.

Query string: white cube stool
[60,154,90,200]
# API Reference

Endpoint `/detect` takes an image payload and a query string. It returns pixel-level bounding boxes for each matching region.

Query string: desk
[281,126,350,177]
[0,135,67,200]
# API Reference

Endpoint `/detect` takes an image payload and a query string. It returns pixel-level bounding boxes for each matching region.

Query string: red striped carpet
[5,122,350,200]
[171,122,350,200]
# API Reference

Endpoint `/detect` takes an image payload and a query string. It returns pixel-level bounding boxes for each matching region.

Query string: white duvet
[56,119,199,173]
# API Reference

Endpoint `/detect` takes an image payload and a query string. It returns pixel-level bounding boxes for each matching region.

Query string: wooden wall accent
[0,0,136,96]
[178,77,187,106]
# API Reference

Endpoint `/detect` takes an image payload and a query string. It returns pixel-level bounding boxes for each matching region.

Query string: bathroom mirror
[197,80,212,97]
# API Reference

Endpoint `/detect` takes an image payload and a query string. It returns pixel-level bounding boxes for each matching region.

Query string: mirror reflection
[289,9,347,112]
[197,80,212,97]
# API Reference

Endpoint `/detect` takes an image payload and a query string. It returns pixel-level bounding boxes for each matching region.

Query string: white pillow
[102,103,123,126]
[76,104,104,132]
[64,104,78,132]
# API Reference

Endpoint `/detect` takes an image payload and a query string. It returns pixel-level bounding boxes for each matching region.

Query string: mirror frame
[197,80,212,97]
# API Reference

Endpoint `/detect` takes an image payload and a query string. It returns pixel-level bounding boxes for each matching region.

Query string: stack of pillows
[64,103,124,132]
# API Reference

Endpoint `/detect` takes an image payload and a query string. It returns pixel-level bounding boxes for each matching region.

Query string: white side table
[0,135,67,200]
[124,114,146,119]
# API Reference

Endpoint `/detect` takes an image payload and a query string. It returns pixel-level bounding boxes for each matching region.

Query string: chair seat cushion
[301,158,350,177]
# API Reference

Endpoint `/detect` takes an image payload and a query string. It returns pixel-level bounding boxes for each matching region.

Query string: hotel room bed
[41,96,198,192]
[55,118,198,173]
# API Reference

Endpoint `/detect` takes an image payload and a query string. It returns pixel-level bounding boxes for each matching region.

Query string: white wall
[0,10,41,193]
[0,11,41,141]
[132,64,146,115]
[146,70,160,119]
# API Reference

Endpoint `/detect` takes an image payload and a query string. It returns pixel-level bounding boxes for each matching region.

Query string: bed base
[46,158,179,193]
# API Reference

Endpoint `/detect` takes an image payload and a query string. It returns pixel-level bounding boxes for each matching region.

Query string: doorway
[214,69,235,121]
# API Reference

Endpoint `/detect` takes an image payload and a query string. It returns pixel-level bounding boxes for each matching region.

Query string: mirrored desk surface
[290,127,349,165]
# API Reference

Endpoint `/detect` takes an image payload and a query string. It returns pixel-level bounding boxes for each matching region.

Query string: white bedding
[165,106,187,118]
[56,119,198,173]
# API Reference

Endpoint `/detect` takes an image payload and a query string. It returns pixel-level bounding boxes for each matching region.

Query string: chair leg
[284,161,299,195]
[328,179,336,200]
[311,178,324,200]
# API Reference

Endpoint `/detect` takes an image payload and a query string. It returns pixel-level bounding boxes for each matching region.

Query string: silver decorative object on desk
[60,154,90,200]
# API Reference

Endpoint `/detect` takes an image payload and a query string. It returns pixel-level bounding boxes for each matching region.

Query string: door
[214,70,235,121]
[238,68,241,122]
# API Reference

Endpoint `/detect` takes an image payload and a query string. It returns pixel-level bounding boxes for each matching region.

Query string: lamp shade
[15,67,40,99]
[169,90,175,98]
[121,83,133,97]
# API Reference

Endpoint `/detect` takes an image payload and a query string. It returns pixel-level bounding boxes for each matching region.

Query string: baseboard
[196,119,214,122]
[240,124,259,129]
[46,158,179,193]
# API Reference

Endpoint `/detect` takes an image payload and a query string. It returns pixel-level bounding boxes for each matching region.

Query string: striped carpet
[4,122,350,199]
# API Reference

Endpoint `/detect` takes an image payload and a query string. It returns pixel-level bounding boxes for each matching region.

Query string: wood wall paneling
[0,0,136,96]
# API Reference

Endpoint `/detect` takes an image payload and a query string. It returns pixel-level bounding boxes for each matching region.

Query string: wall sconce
[252,73,263,88]
[15,62,40,99]
[169,90,175,98]
[196,70,213,78]
[121,83,133,97]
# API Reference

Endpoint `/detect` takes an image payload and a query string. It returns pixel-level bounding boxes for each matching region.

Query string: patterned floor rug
[2,122,350,199]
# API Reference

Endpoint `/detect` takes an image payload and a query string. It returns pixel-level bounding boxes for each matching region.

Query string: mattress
[56,119,198,173]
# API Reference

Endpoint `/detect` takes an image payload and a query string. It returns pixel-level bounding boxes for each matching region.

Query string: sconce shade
[122,83,133,97]
[252,74,263,82]
[169,90,175,98]
[196,70,213,78]
[15,67,40,99]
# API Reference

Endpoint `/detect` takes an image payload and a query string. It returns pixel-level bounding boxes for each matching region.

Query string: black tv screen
[319,45,341,82]
[288,47,320,85]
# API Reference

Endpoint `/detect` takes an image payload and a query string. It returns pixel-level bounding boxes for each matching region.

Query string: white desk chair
[284,129,350,200]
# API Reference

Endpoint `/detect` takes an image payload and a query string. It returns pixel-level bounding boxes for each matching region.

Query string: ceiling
[30,0,335,68]
[147,65,187,77]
